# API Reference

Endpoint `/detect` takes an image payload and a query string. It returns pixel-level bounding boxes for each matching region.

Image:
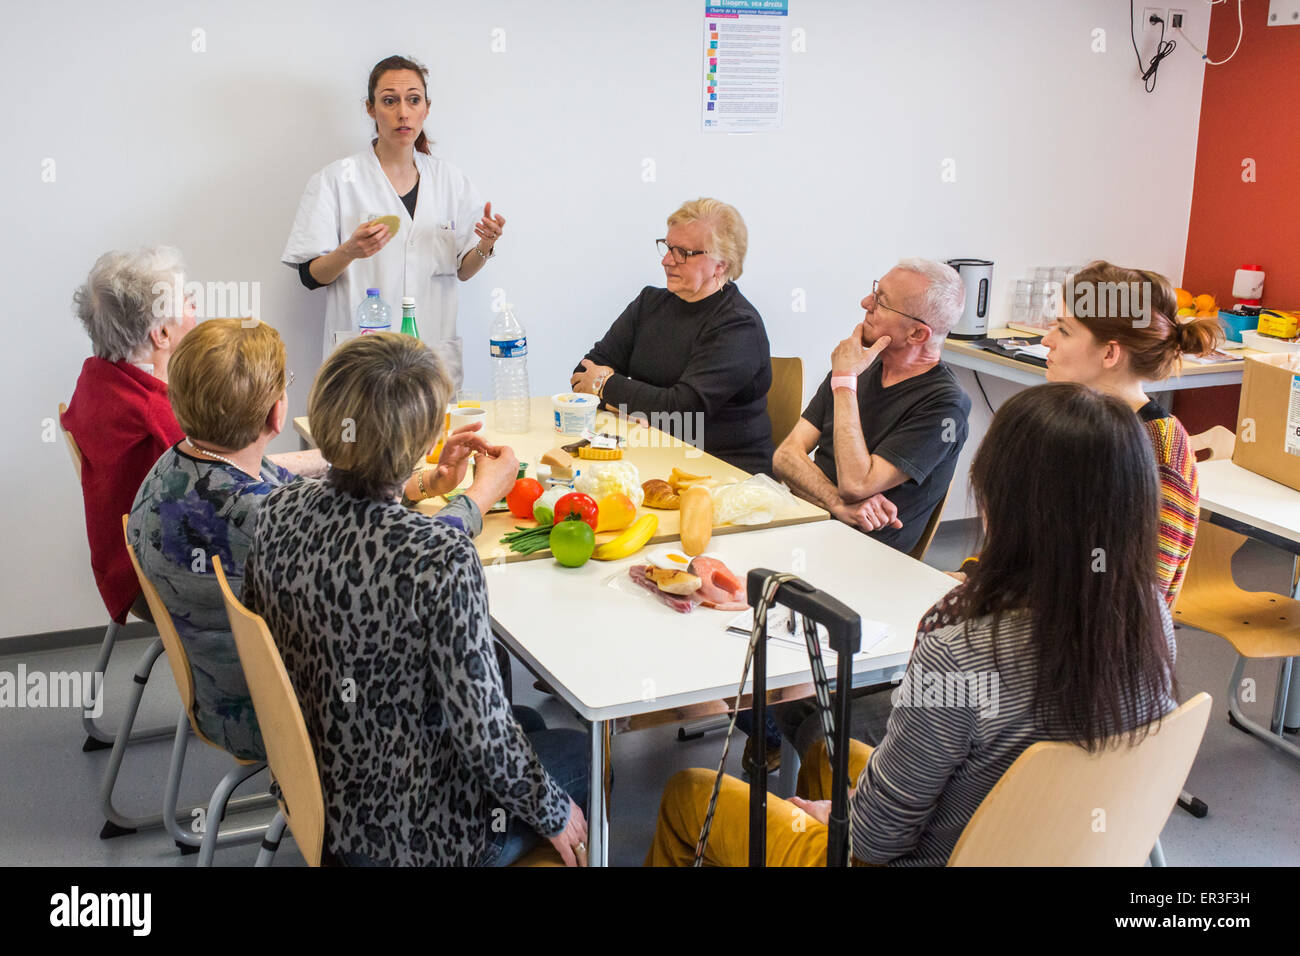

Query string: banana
[592,514,659,561]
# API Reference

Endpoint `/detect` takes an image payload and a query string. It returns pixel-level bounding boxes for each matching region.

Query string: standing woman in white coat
[282,54,505,385]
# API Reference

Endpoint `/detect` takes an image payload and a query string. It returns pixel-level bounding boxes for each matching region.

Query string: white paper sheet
[726,606,890,658]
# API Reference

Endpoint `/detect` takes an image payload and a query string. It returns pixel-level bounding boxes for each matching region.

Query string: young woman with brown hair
[282,54,506,382]
[1043,260,1223,602]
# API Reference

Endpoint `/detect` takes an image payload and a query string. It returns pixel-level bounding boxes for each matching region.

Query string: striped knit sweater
[1137,401,1199,605]
[958,401,1199,605]
[850,590,1177,866]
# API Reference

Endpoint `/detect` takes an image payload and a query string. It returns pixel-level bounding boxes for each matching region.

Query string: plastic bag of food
[574,461,644,507]
[711,473,798,526]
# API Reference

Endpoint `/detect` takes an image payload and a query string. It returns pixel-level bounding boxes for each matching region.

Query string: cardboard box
[1234,352,1300,492]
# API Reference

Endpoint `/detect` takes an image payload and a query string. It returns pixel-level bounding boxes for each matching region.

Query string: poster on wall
[701,0,789,133]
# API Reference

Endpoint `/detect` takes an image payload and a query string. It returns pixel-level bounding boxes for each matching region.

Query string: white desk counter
[1197,459,1300,548]
[486,519,957,864]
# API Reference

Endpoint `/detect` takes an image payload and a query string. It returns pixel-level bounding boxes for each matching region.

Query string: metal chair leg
[162,709,200,851]
[98,639,187,836]
[1227,656,1300,761]
[81,620,173,750]
[255,811,289,867]
[98,647,275,841]
[1149,837,1166,867]
[197,762,274,867]
[1177,788,1208,818]
[676,716,731,741]
[161,709,279,853]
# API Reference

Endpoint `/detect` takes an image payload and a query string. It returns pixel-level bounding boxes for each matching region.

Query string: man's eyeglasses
[871,279,929,327]
[657,239,710,265]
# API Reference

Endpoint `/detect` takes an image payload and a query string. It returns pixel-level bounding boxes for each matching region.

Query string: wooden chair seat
[948,694,1211,866]
[766,357,804,449]
[216,556,326,867]
[1173,523,1300,659]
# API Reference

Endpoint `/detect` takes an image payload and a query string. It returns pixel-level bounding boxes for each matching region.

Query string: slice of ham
[688,556,749,611]
[629,564,696,613]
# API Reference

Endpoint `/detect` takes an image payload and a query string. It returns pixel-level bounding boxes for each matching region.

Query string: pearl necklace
[185,438,257,479]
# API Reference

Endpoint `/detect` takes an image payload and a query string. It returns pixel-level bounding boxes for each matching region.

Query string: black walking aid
[745,569,861,867]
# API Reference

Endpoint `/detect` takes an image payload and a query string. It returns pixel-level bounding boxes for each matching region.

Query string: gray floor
[1,520,1297,867]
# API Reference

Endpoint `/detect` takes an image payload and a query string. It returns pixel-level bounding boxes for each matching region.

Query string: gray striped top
[850,591,1177,866]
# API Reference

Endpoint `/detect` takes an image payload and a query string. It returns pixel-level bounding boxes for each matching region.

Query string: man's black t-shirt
[801,361,971,554]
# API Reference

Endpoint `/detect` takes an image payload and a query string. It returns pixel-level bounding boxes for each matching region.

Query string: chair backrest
[1190,424,1235,462]
[947,693,1211,866]
[766,356,804,448]
[909,483,952,562]
[58,402,83,481]
[121,515,207,738]
[214,555,325,867]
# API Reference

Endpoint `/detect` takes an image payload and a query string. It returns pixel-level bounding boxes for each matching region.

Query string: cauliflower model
[574,462,644,508]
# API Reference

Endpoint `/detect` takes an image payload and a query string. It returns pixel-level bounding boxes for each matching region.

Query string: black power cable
[1130,1,1177,93]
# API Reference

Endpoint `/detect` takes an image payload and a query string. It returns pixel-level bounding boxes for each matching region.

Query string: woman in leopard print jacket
[244,333,589,866]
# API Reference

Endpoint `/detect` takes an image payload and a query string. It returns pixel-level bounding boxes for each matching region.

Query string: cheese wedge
[540,447,576,479]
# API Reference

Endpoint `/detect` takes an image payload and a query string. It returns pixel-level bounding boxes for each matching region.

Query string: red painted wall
[1176,4,1300,434]
[1183,5,1300,303]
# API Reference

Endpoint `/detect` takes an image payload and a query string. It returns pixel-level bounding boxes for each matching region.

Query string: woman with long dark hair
[646,384,1179,866]
[282,54,505,383]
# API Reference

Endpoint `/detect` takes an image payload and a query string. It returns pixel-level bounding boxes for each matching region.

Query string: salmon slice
[688,556,748,610]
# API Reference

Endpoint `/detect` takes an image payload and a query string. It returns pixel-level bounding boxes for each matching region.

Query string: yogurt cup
[552,392,600,435]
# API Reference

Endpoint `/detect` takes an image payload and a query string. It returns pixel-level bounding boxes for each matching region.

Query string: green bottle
[400,297,419,338]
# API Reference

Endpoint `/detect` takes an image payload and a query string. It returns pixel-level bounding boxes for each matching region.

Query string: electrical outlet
[1169,8,1187,29]
[1142,7,1165,30]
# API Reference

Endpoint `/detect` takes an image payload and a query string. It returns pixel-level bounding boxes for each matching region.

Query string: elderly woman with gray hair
[570,197,775,475]
[62,246,198,624]
[63,248,326,625]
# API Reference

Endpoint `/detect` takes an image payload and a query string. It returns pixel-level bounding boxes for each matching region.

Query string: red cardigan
[63,358,183,623]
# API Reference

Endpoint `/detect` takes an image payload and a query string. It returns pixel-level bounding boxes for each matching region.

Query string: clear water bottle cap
[366,288,380,297]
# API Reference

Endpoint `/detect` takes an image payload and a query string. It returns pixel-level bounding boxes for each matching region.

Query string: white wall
[0,0,1208,640]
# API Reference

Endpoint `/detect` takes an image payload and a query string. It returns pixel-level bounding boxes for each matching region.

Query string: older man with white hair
[775,258,972,556]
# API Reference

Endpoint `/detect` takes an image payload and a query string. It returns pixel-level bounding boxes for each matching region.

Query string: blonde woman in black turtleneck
[571,198,774,476]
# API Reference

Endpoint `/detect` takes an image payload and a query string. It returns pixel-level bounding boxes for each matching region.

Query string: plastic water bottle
[400,297,419,338]
[490,303,531,433]
[356,289,391,334]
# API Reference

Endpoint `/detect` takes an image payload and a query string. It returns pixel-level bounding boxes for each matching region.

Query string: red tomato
[506,478,545,519]
[554,492,599,530]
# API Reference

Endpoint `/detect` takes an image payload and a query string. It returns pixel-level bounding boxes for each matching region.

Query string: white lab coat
[281,146,484,385]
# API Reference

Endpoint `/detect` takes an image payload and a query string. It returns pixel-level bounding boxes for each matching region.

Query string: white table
[1196,459,1300,730]
[485,519,958,866]
[1197,460,1300,552]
